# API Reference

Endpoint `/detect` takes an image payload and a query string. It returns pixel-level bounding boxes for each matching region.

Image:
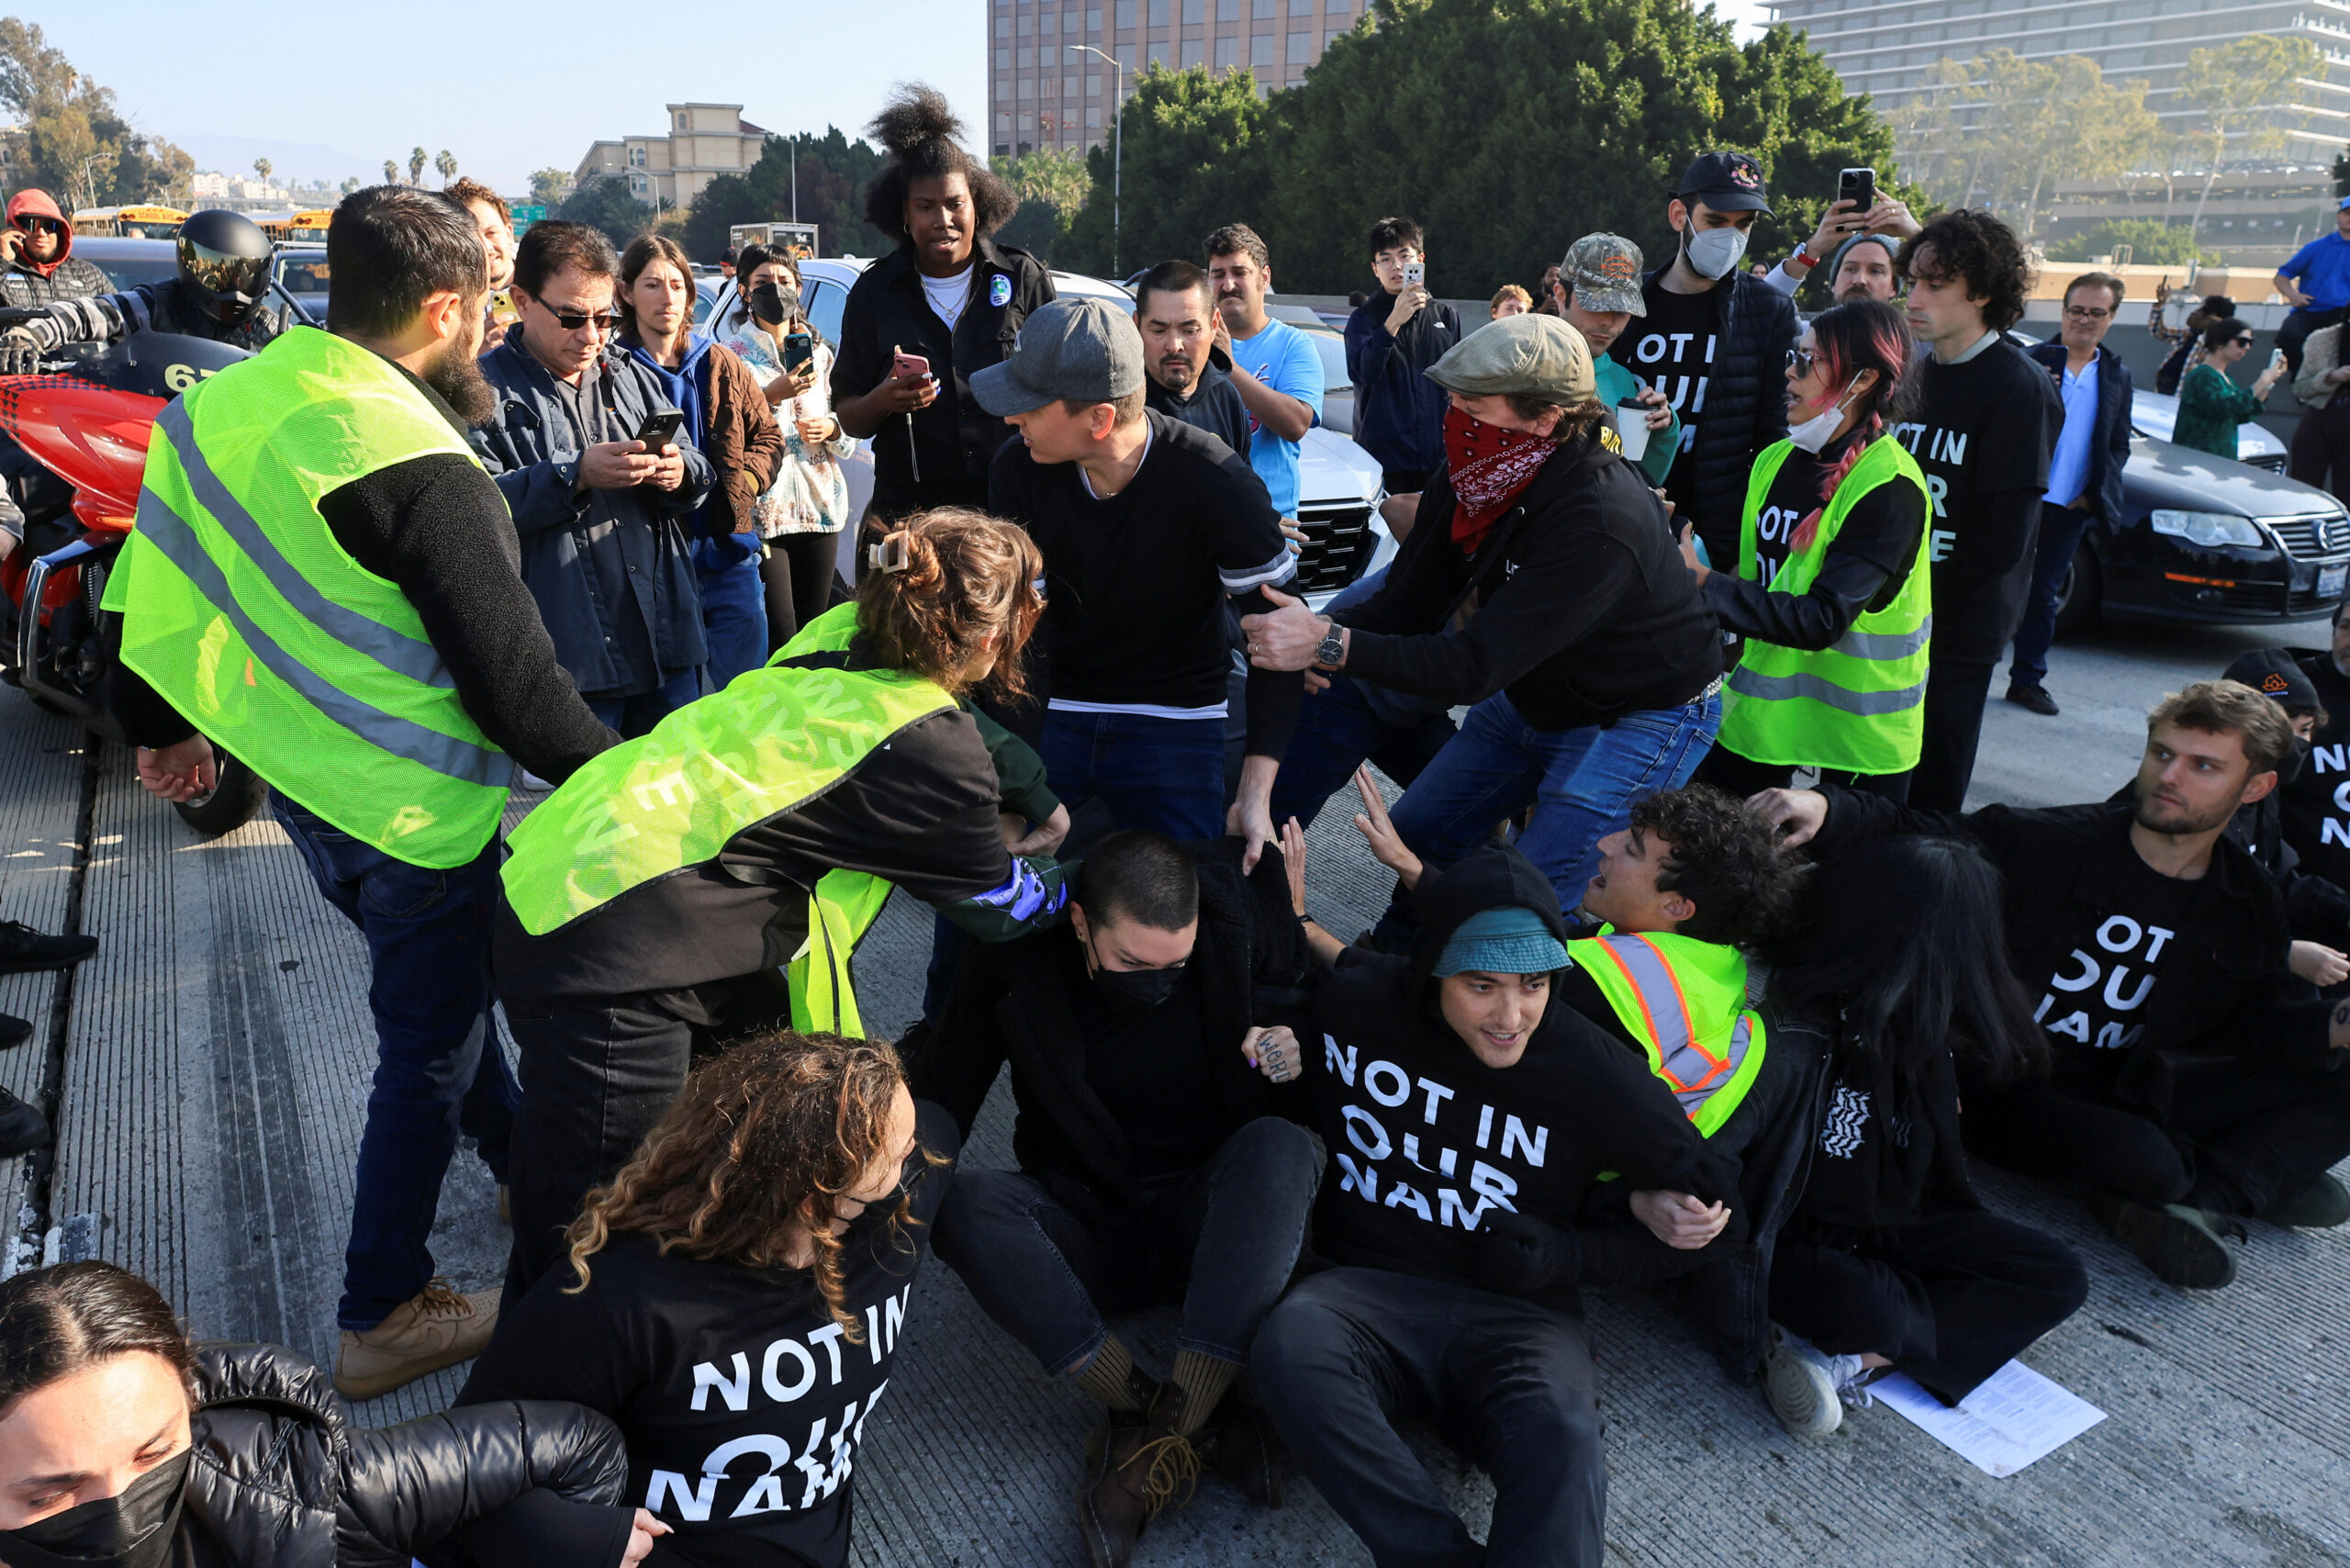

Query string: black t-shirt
[1067,943,1225,1179]
[1749,435,1923,601]
[456,1103,957,1568]
[1145,364,1254,466]
[1886,339,2059,662]
[2283,652,2350,890]
[2027,849,2197,1085]
[1613,285,1719,521]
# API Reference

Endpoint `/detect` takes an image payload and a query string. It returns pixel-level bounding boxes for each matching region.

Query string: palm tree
[383,159,399,185]
[434,150,457,186]
[408,147,428,186]
[252,157,273,187]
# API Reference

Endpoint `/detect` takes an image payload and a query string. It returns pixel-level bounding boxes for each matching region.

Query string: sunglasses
[10,216,64,236]
[2230,336,2255,347]
[1785,347,1819,375]
[533,301,620,332]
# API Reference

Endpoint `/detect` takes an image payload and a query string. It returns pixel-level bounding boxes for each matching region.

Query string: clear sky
[39,0,1772,196]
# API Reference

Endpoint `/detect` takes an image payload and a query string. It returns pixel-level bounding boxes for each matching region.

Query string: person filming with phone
[1762,167,1920,300]
[1346,217,1462,496]
[2174,318,2287,462]
[475,221,715,738]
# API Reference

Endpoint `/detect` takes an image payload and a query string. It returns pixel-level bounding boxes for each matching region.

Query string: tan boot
[334,1280,499,1401]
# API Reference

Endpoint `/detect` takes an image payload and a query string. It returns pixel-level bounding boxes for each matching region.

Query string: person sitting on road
[1752,836,2088,1437]
[913,830,1319,1566]
[462,1032,950,1568]
[0,208,285,363]
[1243,841,1740,1568]
[0,1260,663,1568]
[1754,679,2350,1290]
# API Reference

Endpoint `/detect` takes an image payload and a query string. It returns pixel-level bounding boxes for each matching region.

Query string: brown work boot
[1077,1383,1201,1568]
[1203,1395,1283,1507]
[333,1280,499,1401]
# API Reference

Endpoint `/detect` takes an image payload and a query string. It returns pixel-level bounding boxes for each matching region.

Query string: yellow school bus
[285,208,333,241]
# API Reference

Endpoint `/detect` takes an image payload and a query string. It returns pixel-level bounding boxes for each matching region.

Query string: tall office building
[1763,0,2350,161]
[987,0,1363,157]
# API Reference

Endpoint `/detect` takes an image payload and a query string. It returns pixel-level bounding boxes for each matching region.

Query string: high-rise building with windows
[1762,0,2350,162]
[987,0,1362,157]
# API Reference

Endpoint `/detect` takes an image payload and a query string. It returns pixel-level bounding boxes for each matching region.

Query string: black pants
[1253,1268,1604,1568]
[2278,307,2346,381]
[1768,1211,2087,1402]
[2291,398,2350,502]
[1909,659,1996,812]
[759,531,841,652]
[1689,744,1911,803]
[1382,466,1432,496]
[934,1117,1321,1374]
[1964,1054,2350,1217]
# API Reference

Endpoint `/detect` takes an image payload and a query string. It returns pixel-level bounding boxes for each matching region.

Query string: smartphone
[891,349,932,383]
[2272,348,2289,373]
[1614,398,1651,464]
[633,406,685,450]
[1400,261,1425,290]
[1837,167,1876,226]
[784,330,816,375]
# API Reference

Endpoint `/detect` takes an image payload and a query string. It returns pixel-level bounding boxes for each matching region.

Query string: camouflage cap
[1561,233,1646,317]
[1424,312,1595,404]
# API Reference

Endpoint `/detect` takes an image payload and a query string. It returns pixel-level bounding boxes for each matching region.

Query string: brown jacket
[700,342,787,534]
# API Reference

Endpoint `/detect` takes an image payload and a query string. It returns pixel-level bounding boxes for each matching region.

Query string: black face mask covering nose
[1084,930,1182,1010]
[0,1449,191,1568]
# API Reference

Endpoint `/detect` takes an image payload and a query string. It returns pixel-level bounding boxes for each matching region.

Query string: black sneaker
[2005,683,2060,717]
[0,1014,28,1051]
[2088,1192,2236,1288]
[2260,1172,2350,1229]
[0,921,95,976]
[0,1087,49,1159]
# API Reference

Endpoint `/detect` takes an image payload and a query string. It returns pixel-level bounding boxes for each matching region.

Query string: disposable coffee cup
[1615,402,1651,464]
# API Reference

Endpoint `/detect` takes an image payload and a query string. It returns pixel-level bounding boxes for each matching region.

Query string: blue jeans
[696,540,770,691]
[587,666,703,737]
[274,797,519,1330]
[1270,672,1458,829]
[1388,687,1722,920]
[2008,501,2091,690]
[1039,708,1229,839]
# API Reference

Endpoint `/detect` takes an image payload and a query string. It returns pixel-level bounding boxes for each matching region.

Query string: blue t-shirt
[2282,231,2350,311]
[1225,317,1326,518]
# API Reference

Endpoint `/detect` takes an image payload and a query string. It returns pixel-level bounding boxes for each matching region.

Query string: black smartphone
[633,406,685,450]
[1837,167,1876,226]
[784,331,815,375]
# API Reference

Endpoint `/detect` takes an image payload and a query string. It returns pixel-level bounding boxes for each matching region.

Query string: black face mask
[0,1450,191,1568]
[2280,733,2312,787]
[1084,930,1183,1011]
[749,282,799,326]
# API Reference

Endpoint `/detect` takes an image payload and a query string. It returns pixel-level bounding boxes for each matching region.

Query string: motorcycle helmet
[176,210,274,327]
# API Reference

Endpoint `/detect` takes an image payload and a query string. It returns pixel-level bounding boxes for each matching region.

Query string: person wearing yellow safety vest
[490,508,1077,1300]
[1683,298,1931,803]
[105,186,623,1402]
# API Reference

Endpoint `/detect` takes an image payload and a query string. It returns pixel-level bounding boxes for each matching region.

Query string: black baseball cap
[2223,647,2320,714]
[1676,151,1773,216]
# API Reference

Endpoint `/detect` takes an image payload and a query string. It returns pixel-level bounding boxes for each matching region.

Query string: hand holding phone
[1837,167,1876,228]
[1400,261,1425,290]
[784,330,816,375]
[633,406,685,452]
[891,349,932,384]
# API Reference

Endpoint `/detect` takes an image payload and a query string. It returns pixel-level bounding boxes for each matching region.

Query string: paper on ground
[1874,1361,2106,1477]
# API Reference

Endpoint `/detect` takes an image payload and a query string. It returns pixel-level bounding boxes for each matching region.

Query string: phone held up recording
[1837,167,1875,230]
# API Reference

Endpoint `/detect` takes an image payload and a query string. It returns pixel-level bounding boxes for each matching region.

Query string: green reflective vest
[1718,437,1933,777]
[500,602,950,1037]
[101,326,510,868]
[1570,929,1766,1137]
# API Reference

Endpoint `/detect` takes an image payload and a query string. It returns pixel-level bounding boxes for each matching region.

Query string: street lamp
[1069,43,1125,274]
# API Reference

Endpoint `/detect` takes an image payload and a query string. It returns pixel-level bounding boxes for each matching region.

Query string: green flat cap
[1425,312,1595,405]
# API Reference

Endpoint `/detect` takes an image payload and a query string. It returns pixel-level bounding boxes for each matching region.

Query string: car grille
[2202,580,2341,618]
[2262,512,2350,560]
[2242,452,2288,475]
[1292,502,1382,594]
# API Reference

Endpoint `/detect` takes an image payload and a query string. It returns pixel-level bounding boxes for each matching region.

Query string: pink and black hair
[1787,297,1917,554]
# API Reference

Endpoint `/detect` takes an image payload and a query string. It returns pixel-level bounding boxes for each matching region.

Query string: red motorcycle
[0,319,268,834]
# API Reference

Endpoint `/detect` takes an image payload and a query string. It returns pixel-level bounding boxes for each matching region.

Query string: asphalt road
[0,604,2342,1566]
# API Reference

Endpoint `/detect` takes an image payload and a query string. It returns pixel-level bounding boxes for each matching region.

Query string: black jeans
[1689,744,1911,803]
[1910,658,1997,812]
[2009,501,2093,691]
[1253,1268,1605,1568]
[934,1117,1321,1372]
[1964,1054,2350,1217]
[2278,307,2346,381]
[2291,398,2350,502]
[1769,1210,2087,1401]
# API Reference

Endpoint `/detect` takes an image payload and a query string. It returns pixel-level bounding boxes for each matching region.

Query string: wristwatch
[1314,620,1346,670]
[1785,241,1818,272]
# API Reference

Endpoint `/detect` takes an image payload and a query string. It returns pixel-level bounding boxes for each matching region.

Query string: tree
[1058,64,1275,279]
[556,176,655,250]
[252,156,272,186]
[677,129,890,263]
[384,158,398,185]
[529,167,573,205]
[2045,218,2200,265]
[2179,36,2323,239]
[0,19,192,209]
[341,175,360,196]
[434,149,457,186]
[408,146,428,186]
[994,145,1093,263]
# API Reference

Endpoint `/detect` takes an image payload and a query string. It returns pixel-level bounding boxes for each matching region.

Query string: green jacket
[2174,362,2266,461]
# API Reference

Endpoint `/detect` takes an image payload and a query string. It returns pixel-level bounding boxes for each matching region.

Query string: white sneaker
[517,769,552,793]
[1764,1327,1868,1437]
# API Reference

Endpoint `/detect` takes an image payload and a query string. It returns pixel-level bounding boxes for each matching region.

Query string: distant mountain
[178,134,380,190]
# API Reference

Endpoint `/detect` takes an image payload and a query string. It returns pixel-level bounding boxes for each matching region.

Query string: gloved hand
[0,326,44,375]
[1475,1209,1581,1298]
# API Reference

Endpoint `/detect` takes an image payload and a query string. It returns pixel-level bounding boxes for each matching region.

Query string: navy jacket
[471,328,715,696]
[1346,291,1462,474]
[2027,341,2133,526]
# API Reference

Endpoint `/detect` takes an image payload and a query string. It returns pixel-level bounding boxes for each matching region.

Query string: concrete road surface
[1,608,2344,1567]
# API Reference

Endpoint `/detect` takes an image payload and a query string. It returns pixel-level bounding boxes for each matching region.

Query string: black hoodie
[1301,844,1738,1312]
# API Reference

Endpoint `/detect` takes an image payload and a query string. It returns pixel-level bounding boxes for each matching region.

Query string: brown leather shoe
[1203,1397,1282,1507]
[1077,1383,1200,1568]
[333,1280,499,1401]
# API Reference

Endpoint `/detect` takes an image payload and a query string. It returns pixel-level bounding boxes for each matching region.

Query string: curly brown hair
[1893,208,2033,332]
[1628,784,1806,948]
[856,507,1045,702]
[564,1032,931,1341]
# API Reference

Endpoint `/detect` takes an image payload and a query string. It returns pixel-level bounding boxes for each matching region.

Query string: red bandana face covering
[1444,405,1556,553]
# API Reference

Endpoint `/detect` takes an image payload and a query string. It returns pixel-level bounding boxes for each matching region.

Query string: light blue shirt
[1225,317,1326,519]
[2043,350,2099,510]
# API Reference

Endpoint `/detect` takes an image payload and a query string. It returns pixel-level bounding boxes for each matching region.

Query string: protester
[1490,284,1531,319]
[979,297,1300,851]
[447,176,520,338]
[2291,319,2350,498]
[2153,290,2232,396]
[0,919,95,1155]
[619,233,784,690]
[1205,223,1326,521]
[1889,209,2062,811]
[833,84,1053,519]
[1551,232,1679,488]
[108,185,619,1399]
[474,221,715,737]
[1686,298,1930,801]
[491,509,1072,1298]
[1246,312,1724,924]
[1760,191,1919,299]
[1534,262,1563,316]
[2272,197,2350,378]
[1609,151,1799,565]
[0,1260,662,1566]
[0,208,285,361]
[1134,259,1252,460]
[1756,681,2350,1290]
[2175,318,2285,462]
[2007,273,2136,719]
[721,243,859,647]
[1346,217,1462,495]
[915,833,1317,1562]
[1245,843,1738,1568]
[2284,608,2350,905]
[462,1032,947,1568]
[0,190,108,306]
[1757,837,2087,1435]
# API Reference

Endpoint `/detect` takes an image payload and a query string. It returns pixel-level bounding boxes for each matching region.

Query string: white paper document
[1873,1361,2107,1477]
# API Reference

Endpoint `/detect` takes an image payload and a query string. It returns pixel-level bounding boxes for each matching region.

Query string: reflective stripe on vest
[101,326,509,868]
[1718,437,1933,777]
[1572,931,1766,1137]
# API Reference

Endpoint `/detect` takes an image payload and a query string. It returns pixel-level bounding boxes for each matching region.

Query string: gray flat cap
[971,297,1145,415]
[1425,313,1595,405]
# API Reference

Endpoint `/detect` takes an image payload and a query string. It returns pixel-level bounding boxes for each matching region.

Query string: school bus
[285,209,333,241]
[71,205,191,239]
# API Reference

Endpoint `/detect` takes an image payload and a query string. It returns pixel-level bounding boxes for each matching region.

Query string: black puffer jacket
[180,1341,631,1568]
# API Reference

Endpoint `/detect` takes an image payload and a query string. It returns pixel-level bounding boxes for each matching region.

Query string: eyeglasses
[2063,305,2111,319]
[9,216,64,237]
[533,302,621,332]
[1785,347,1819,375]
